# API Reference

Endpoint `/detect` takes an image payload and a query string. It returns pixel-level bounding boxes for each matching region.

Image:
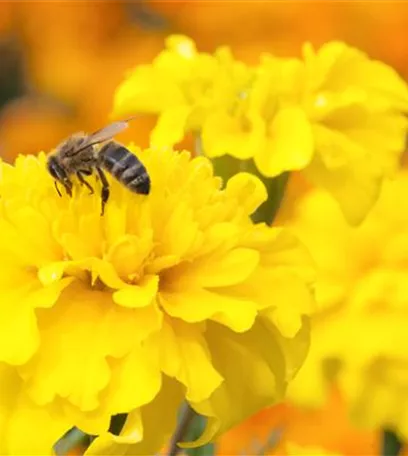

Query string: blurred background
[2,2,408,455]
[1,1,407,162]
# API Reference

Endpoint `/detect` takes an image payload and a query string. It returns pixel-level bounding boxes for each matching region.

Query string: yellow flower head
[301,41,408,225]
[113,35,252,148]
[287,170,408,439]
[0,146,315,454]
[113,35,408,225]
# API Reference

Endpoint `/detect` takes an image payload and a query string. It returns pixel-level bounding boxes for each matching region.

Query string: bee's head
[47,155,72,196]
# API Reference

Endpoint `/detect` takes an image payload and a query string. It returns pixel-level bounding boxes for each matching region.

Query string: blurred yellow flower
[301,41,408,225]
[113,36,408,225]
[287,170,408,440]
[113,35,252,149]
[0,146,315,454]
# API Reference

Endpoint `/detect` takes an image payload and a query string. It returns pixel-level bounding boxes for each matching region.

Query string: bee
[46,119,150,215]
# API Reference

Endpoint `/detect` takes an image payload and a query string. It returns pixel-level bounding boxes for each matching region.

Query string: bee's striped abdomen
[99,142,150,194]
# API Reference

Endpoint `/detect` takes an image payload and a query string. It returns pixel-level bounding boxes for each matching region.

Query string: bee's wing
[70,117,137,155]
[82,121,130,148]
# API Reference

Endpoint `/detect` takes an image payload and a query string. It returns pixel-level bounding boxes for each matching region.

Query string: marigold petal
[151,106,191,148]
[107,234,153,280]
[113,275,159,308]
[85,411,143,454]
[104,301,163,356]
[21,283,117,410]
[0,310,38,367]
[261,273,316,338]
[313,123,366,169]
[146,254,181,274]
[156,201,199,258]
[183,319,310,447]
[199,223,240,257]
[102,345,161,412]
[87,258,128,289]
[167,247,260,289]
[305,155,382,226]
[202,111,265,160]
[112,65,185,118]
[6,206,62,264]
[359,59,408,110]
[304,41,408,110]
[0,365,71,455]
[0,280,55,365]
[225,172,268,216]
[147,318,223,403]
[161,288,257,332]
[0,218,54,268]
[86,378,184,456]
[38,262,66,286]
[255,107,314,177]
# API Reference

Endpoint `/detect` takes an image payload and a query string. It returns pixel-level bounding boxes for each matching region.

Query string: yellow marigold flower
[287,170,408,439]
[112,35,252,149]
[0,146,315,455]
[113,36,408,225]
[301,41,408,225]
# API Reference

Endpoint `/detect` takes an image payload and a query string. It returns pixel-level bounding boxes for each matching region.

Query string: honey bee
[47,119,150,215]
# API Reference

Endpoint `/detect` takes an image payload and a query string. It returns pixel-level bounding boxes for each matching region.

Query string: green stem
[53,427,92,456]
[168,403,198,456]
[251,170,289,225]
[382,429,403,456]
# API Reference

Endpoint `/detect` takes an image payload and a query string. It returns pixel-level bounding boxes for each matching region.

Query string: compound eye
[48,166,59,180]
[47,158,63,180]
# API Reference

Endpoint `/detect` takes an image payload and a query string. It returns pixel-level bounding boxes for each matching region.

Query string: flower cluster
[113,35,408,225]
[0,146,315,454]
[287,170,408,440]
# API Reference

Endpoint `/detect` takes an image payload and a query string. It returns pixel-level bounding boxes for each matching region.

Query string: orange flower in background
[0,2,13,37]
[149,2,337,56]
[150,2,408,79]
[218,388,378,456]
[0,97,77,161]
[14,2,128,105]
[0,4,172,161]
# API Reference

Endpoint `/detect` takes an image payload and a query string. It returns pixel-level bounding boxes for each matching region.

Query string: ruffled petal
[102,344,162,413]
[202,110,265,160]
[112,65,186,118]
[161,287,258,332]
[182,319,310,448]
[20,282,162,413]
[147,317,223,403]
[113,275,159,308]
[151,106,191,148]
[254,107,314,177]
[0,364,70,455]
[305,154,383,226]
[86,378,184,456]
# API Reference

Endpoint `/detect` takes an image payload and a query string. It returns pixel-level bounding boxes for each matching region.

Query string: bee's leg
[63,178,73,197]
[76,171,94,195]
[54,181,62,197]
[96,167,110,216]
